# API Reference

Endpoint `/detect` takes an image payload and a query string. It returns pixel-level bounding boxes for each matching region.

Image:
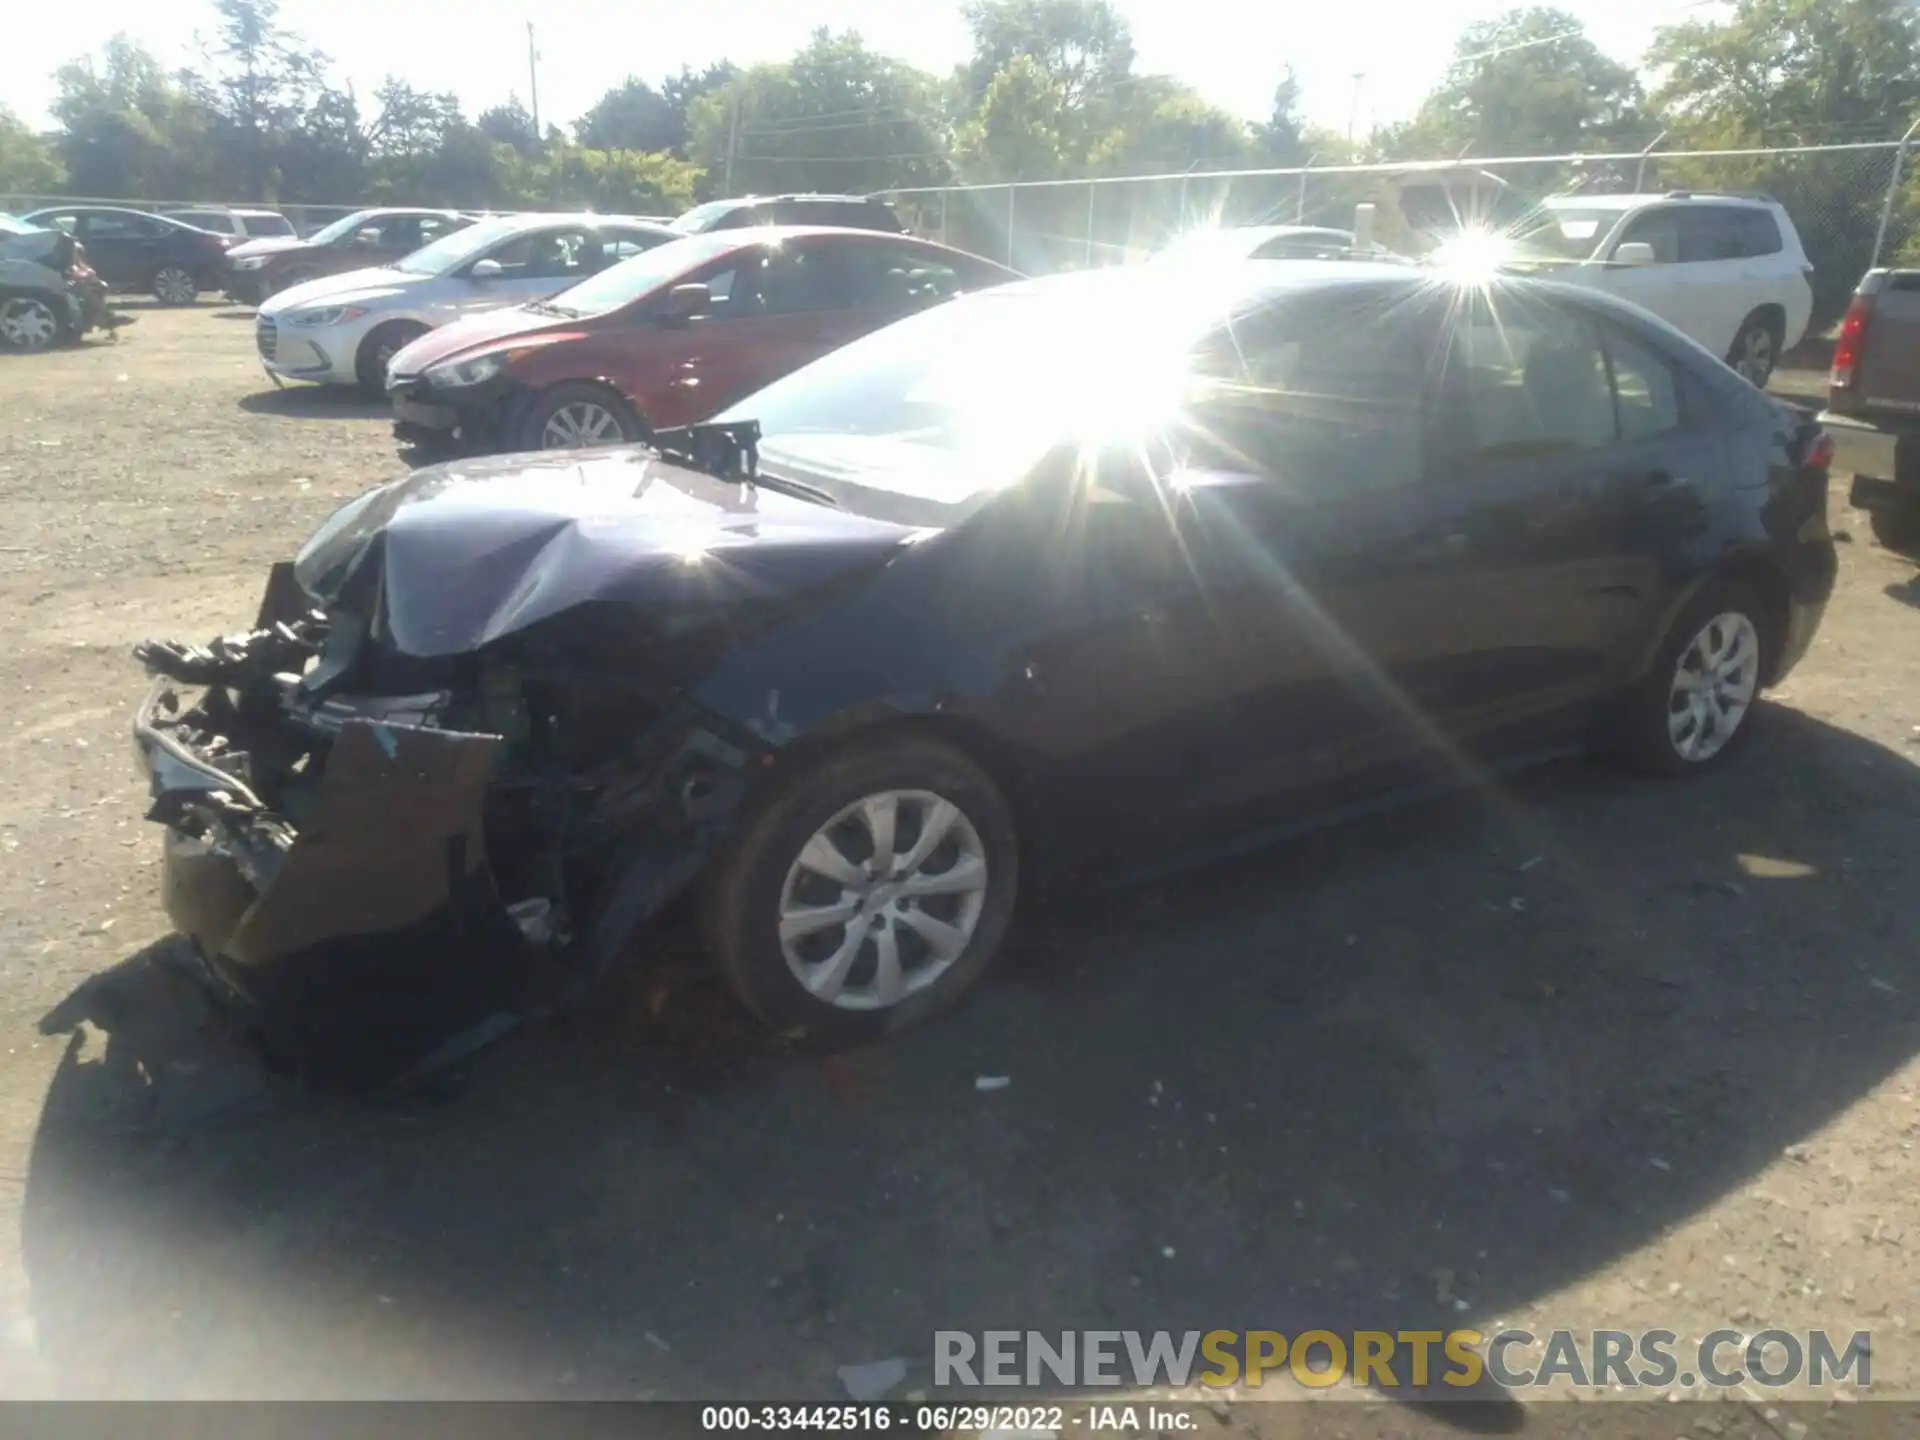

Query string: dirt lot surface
[1,306,1918,1431]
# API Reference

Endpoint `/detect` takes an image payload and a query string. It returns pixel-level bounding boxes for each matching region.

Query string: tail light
[1830,293,1872,389]
[1803,429,1835,471]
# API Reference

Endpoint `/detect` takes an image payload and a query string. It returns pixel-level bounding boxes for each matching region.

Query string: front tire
[152,265,199,306]
[0,294,67,352]
[355,321,428,397]
[1617,580,1771,777]
[1727,311,1782,389]
[522,382,646,451]
[700,737,1019,1046]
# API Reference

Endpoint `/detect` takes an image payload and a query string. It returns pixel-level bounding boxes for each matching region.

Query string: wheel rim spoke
[797,832,865,889]
[893,798,958,875]
[898,853,987,897]
[861,794,898,873]
[805,926,865,1002]
[779,896,861,942]
[898,906,967,962]
[871,925,905,1007]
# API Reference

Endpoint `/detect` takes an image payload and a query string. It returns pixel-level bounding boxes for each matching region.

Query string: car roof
[720,193,890,206]
[1544,192,1777,211]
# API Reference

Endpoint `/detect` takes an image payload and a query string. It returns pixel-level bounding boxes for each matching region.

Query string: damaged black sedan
[132,262,1838,1088]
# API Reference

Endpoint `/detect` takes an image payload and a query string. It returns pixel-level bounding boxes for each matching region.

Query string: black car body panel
[128,263,1838,1088]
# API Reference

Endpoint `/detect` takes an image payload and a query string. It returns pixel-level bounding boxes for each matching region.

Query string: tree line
[1,0,1916,259]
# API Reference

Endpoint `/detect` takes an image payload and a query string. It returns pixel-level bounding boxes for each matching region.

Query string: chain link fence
[884,139,1920,334]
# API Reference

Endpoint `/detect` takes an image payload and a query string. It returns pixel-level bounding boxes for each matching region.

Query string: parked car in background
[1821,268,1920,551]
[0,215,119,350]
[224,208,474,305]
[386,227,1019,453]
[1508,192,1815,388]
[256,213,680,394]
[160,206,298,242]
[132,260,1836,1085]
[1159,224,1397,263]
[671,194,906,235]
[17,205,231,305]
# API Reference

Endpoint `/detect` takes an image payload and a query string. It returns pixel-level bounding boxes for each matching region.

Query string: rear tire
[1727,310,1783,389]
[699,736,1020,1047]
[0,293,68,352]
[1616,580,1772,777]
[1868,505,1920,554]
[521,382,646,451]
[355,321,428,397]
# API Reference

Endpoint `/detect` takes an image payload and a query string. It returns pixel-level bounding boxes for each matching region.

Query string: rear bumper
[1850,472,1920,515]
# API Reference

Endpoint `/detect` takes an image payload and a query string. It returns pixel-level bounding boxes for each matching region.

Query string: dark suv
[670,193,905,235]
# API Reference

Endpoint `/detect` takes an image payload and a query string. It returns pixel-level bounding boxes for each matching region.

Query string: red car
[385,227,1020,453]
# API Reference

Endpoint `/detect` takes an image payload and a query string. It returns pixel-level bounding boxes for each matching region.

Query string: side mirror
[469,258,505,280]
[354,228,382,246]
[1613,241,1657,266]
[658,282,711,325]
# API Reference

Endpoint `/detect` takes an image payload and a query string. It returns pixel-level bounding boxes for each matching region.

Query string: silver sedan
[253,213,677,394]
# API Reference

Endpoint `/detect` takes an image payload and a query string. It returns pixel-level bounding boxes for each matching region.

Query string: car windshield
[713,269,1268,528]
[305,210,384,246]
[547,233,743,314]
[392,216,530,274]
[1515,206,1619,260]
[672,200,742,232]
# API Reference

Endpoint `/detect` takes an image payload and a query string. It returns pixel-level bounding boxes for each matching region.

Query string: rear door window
[1448,294,1615,456]
[1678,206,1752,263]
[1603,327,1684,441]
[1734,208,1783,257]
[174,211,235,233]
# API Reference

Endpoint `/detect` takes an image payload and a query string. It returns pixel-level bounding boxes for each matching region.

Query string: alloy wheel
[539,401,625,448]
[154,266,198,305]
[776,790,990,1011]
[1667,611,1760,762]
[1734,326,1774,386]
[0,297,59,351]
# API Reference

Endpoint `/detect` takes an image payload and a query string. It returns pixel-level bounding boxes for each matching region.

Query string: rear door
[74,211,160,288]
[1675,205,1764,359]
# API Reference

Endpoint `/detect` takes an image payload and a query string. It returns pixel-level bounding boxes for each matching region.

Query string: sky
[7,0,1719,145]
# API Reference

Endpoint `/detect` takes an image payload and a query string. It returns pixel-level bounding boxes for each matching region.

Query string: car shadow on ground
[238,387,389,421]
[20,708,1920,1408]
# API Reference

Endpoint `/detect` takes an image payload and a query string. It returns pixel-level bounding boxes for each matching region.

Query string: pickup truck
[1822,269,1920,551]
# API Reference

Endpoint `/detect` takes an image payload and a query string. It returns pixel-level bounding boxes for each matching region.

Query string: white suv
[1519,193,1814,388]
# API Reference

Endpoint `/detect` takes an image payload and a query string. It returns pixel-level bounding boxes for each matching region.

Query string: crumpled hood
[0,226,66,265]
[227,235,307,260]
[263,266,418,314]
[293,447,918,658]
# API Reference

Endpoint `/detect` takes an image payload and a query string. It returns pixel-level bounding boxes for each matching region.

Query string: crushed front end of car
[129,441,916,1090]
[133,566,767,1091]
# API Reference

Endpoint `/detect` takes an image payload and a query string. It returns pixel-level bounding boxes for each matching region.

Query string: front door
[75,212,158,288]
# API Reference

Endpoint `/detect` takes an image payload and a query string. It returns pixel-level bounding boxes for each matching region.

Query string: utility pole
[723,94,740,195]
[526,22,541,140]
[1347,72,1366,147]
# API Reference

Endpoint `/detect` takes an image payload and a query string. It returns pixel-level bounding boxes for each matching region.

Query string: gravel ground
[0,307,1917,1431]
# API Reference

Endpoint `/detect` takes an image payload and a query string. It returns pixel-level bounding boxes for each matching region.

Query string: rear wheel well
[1742,303,1787,344]
[1712,555,1791,684]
